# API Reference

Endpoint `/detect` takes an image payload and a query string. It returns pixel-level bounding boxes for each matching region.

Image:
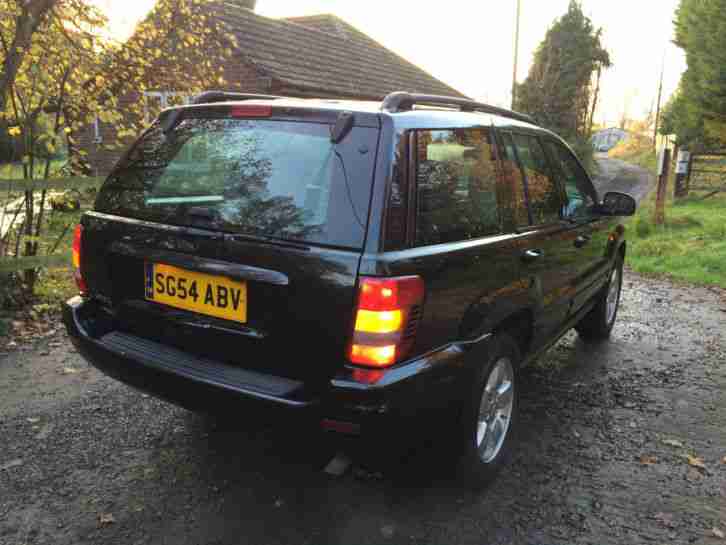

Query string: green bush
[634,215,652,238]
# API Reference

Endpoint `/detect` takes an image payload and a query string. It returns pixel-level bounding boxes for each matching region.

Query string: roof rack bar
[191,91,284,105]
[380,92,536,125]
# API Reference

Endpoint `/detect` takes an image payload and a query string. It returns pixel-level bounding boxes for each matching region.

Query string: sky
[92,0,687,127]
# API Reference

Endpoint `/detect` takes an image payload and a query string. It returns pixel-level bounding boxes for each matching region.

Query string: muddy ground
[1,160,725,545]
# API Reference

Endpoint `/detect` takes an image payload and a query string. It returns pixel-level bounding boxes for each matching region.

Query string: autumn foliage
[0,0,239,293]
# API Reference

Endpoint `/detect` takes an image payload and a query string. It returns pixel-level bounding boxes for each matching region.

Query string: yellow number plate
[144,263,247,323]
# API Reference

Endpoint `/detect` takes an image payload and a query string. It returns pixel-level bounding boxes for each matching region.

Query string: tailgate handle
[111,242,289,286]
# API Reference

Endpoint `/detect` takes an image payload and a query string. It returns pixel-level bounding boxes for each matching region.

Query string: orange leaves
[639,454,658,465]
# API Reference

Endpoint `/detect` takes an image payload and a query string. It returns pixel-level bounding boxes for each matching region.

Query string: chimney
[228,0,256,10]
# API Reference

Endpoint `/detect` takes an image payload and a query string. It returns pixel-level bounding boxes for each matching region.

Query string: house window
[144,91,190,123]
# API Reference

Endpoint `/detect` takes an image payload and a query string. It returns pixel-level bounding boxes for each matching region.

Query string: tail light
[349,276,424,367]
[71,224,87,295]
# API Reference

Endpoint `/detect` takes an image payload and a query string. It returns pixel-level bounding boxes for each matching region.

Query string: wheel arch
[491,309,534,361]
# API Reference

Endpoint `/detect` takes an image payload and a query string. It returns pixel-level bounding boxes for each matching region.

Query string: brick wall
[77,91,141,176]
[81,57,272,175]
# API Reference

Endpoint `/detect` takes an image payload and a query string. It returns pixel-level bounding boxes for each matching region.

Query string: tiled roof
[214,3,467,100]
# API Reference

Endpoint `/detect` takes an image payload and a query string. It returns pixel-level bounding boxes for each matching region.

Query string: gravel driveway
[2,160,724,545]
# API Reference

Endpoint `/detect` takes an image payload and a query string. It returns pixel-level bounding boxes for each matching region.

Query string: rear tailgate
[82,106,380,387]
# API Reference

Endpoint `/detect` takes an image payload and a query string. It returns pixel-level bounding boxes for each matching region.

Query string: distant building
[80,0,466,174]
[591,127,630,152]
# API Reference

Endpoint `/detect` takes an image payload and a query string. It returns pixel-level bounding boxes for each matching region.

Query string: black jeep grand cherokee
[63,91,636,484]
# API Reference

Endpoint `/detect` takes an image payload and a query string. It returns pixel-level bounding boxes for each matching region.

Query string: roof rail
[380,92,536,125]
[191,91,283,105]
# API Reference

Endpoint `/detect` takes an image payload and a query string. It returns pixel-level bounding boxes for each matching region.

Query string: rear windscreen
[95,117,378,248]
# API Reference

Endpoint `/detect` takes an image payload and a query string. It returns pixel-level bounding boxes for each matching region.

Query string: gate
[686,152,726,197]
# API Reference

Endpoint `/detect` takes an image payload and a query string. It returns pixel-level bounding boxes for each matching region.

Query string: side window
[543,140,597,218]
[512,134,562,225]
[415,128,500,246]
[497,132,530,227]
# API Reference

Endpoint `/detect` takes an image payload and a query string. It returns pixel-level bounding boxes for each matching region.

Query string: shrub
[634,215,652,238]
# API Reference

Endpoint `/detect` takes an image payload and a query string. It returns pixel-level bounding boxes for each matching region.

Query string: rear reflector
[349,276,424,368]
[351,368,385,385]
[230,105,272,118]
[321,419,361,435]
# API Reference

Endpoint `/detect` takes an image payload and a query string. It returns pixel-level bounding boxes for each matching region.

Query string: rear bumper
[63,296,473,435]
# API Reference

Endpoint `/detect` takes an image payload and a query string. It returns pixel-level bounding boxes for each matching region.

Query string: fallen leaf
[654,512,675,528]
[712,528,725,539]
[640,454,658,465]
[721,455,726,465]
[98,513,115,527]
[687,455,706,469]
[62,367,79,375]
[26,417,40,424]
[662,439,684,448]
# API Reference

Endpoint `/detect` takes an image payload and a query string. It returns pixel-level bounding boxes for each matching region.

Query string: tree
[0,0,57,116]
[1,0,239,294]
[515,1,611,143]
[670,0,726,147]
[659,87,703,148]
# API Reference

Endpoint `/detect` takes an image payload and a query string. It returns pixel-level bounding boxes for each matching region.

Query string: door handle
[521,249,544,263]
[574,235,591,248]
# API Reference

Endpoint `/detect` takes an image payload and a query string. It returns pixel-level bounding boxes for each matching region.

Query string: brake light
[349,276,424,368]
[230,105,272,118]
[71,224,87,295]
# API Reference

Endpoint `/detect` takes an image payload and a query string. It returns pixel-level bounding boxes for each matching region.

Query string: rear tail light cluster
[72,224,87,295]
[349,276,424,367]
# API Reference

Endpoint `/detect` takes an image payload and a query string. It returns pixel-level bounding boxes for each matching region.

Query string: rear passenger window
[497,132,530,227]
[415,129,500,246]
[511,134,562,225]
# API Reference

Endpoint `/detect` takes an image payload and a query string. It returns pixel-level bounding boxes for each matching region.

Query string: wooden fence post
[654,147,671,226]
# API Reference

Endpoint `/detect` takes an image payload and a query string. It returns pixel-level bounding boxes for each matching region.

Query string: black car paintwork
[67,99,627,432]
[79,212,363,385]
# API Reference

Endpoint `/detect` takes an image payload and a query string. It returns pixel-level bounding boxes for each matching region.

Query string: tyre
[575,256,623,341]
[456,333,520,488]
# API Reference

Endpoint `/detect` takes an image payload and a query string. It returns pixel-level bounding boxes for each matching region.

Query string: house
[591,127,630,152]
[81,0,466,174]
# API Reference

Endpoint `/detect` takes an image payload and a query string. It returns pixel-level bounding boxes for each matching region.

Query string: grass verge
[608,135,726,288]
[627,178,726,289]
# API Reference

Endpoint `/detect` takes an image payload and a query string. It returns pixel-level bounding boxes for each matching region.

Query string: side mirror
[598,191,636,217]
